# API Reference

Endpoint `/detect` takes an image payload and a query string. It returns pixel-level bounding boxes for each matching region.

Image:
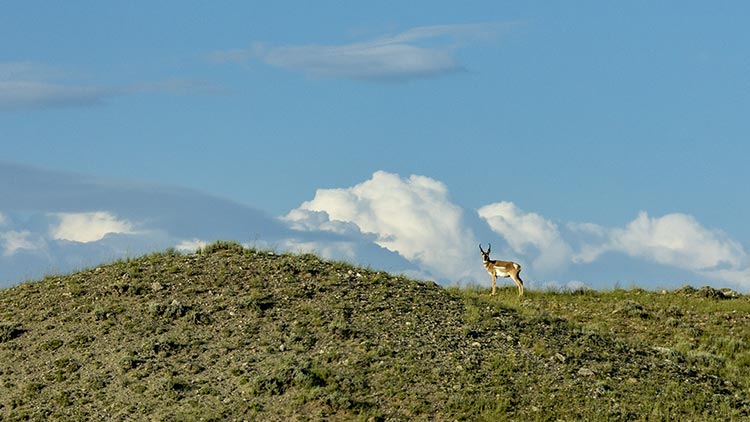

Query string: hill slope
[1,242,748,421]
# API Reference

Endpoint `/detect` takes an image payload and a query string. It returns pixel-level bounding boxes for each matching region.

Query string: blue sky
[2,2,749,291]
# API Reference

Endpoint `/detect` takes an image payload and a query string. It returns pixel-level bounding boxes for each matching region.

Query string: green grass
[1,241,748,421]
[502,286,750,392]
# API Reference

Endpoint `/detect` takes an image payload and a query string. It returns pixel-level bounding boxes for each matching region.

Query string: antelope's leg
[512,274,524,296]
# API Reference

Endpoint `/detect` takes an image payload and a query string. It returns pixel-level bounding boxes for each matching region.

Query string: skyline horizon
[2,161,746,293]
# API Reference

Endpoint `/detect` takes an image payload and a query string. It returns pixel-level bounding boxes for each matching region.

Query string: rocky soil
[1,242,748,421]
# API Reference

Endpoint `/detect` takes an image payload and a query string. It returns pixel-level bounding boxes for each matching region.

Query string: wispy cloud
[213,23,509,81]
[0,230,45,256]
[0,62,221,111]
[0,62,111,110]
[0,80,114,110]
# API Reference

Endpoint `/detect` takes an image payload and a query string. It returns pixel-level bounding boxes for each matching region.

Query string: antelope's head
[479,243,492,262]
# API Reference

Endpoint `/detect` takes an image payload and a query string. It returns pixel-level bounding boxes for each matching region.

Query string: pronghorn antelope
[479,243,524,296]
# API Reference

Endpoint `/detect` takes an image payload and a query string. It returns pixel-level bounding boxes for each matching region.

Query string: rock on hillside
[0,242,747,421]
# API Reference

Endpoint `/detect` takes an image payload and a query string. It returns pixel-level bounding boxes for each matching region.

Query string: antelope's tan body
[479,244,524,296]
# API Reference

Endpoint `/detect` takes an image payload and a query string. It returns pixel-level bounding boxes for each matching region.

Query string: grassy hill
[1,241,749,421]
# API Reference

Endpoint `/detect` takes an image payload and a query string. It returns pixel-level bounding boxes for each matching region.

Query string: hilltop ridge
[1,241,748,421]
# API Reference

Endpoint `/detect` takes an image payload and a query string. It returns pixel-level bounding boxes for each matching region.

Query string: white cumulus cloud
[285,171,480,281]
[572,212,746,271]
[284,209,367,238]
[50,211,135,243]
[570,212,749,288]
[478,201,572,275]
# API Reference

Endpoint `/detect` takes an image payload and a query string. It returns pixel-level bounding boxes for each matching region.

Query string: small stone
[653,346,673,354]
[578,367,595,377]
